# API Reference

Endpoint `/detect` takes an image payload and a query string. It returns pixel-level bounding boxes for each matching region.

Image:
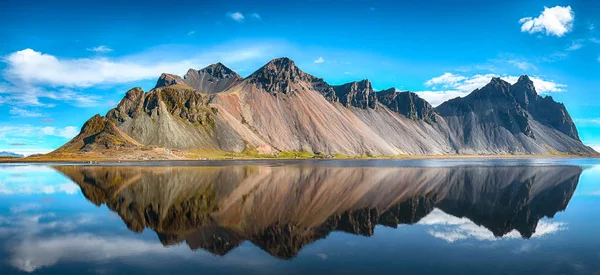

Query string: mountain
[0,151,24,157]
[51,57,596,158]
[436,76,586,154]
[55,164,582,259]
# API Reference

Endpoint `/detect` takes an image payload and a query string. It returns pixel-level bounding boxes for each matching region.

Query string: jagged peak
[155,73,185,89]
[516,75,532,84]
[249,57,300,77]
[197,62,239,77]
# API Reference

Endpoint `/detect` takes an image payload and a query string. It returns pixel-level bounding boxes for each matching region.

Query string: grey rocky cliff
[332,80,377,109]
[376,88,437,123]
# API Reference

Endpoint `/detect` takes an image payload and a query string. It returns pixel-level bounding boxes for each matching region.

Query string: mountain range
[52,57,596,158]
[0,151,24,158]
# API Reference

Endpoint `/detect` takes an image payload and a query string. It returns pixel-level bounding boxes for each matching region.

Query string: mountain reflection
[55,165,581,259]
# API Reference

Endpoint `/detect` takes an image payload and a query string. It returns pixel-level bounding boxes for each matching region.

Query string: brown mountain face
[52,57,596,158]
[55,165,582,259]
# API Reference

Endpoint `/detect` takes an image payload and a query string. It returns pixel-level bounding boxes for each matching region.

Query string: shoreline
[1,153,597,164]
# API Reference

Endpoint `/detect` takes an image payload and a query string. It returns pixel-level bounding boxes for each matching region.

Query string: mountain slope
[436,76,591,154]
[52,57,596,158]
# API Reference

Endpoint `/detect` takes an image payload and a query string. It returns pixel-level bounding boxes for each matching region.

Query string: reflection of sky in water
[0,160,599,275]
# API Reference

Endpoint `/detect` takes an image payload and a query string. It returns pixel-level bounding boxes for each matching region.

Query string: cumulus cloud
[419,209,566,243]
[519,6,574,37]
[417,73,567,106]
[414,90,471,107]
[1,44,276,106]
[227,12,245,22]
[314,56,325,64]
[86,45,113,53]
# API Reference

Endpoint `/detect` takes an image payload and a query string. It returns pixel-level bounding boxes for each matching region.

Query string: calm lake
[1,159,599,274]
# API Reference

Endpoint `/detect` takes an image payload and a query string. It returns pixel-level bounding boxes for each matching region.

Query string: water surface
[1,159,599,274]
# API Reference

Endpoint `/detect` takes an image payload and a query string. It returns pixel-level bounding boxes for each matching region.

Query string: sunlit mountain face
[2,159,600,274]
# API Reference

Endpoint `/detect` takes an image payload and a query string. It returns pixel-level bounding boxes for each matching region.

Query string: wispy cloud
[227,12,245,22]
[9,107,43,118]
[0,125,79,142]
[313,56,325,64]
[566,39,584,51]
[519,6,574,37]
[86,45,113,53]
[187,30,196,36]
[508,59,537,71]
[250,13,261,20]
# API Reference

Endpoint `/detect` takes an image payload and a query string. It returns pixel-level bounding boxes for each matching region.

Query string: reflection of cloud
[11,234,177,272]
[2,209,276,273]
[0,166,80,195]
[512,243,539,254]
[10,203,42,214]
[419,209,566,243]
[316,253,328,261]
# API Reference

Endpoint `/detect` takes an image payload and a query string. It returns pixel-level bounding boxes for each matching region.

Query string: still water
[1,159,599,274]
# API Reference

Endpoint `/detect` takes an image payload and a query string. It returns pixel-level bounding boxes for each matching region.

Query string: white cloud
[227,12,245,22]
[574,118,600,125]
[9,107,42,118]
[250,13,261,20]
[0,125,79,142]
[314,57,325,64]
[590,23,596,31]
[566,40,584,51]
[519,6,574,37]
[508,60,537,71]
[419,209,566,243]
[415,90,471,107]
[1,44,277,106]
[86,45,113,53]
[187,30,196,36]
[418,73,567,106]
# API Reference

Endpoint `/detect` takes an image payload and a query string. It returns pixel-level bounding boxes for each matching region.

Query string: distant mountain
[0,151,24,158]
[52,57,596,157]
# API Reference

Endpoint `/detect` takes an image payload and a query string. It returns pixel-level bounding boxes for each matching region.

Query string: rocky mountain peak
[182,62,242,94]
[196,62,240,80]
[247,57,315,94]
[511,75,537,107]
[155,73,186,89]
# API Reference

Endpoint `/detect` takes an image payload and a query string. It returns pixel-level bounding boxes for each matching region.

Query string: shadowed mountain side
[56,164,582,259]
[52,57,596,158]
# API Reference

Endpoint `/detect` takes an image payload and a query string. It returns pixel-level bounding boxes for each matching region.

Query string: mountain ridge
[50,57,596,158]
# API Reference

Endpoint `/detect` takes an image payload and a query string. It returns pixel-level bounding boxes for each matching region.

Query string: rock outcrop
[53,57,596,157]
[376,88,437,123]
[332,80,377,109]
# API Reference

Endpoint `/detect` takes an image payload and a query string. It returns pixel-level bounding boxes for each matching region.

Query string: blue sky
[1,0,599,154]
